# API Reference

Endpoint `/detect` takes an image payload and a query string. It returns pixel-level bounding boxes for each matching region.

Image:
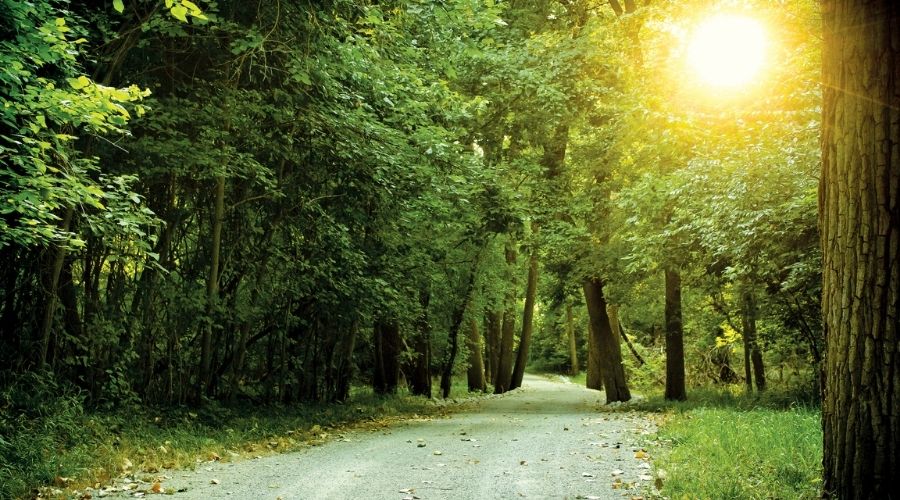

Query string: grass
[637,387,823,499]
[0,377,477,500]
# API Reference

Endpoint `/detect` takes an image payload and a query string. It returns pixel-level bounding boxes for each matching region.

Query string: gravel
[102,374,657,500]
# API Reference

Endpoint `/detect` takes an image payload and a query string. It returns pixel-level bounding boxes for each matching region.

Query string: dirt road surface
[104,374,656,499]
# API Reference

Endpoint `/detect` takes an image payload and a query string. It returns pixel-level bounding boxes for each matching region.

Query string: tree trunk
[440,248,483,398]
[566,303,579,375]
[373,320,401,394]
[38,205,73,368]
[200,175,225,397]
[466,318,486,392]
[510,251,538,390]
[486,311,502,384]
[820,4,900,497]
[740,289,766,392]
[664,269,687,401]
[332,321,358,402]
[583,278,630,403]
[493,244,517,394]
[408,291,432,397]
[586,320,603,391]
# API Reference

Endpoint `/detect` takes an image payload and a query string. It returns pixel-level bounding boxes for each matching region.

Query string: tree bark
[566,303,579,375]
[586,320,603,391]
[440,248,483,398]
[510,251,538,390]
[740,289,766,392]
[373,320,401,394]
[38,205,74,368]
[583,278,630,403]
[200,175,225,397]
[486,311,501,384]
[466,318,486,392]
[820,4,900,496]
[408,290,432,397]
[664,269,687,400]
[493,244,517,394]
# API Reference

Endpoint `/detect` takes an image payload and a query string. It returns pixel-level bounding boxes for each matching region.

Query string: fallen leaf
[520,460,527,466]
[611,469,624,476]
[634,450,647,459]
[150,482,162,493]
[639,474,653,481]
[210,479,220,485]
[433,450,443,455]
[582,472,594,478]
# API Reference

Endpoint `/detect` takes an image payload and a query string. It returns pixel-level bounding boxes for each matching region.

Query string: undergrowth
[0,374,475,500]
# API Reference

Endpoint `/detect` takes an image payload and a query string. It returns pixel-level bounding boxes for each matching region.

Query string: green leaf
[170,5,189,22]
[113,0,124,13]
[68,75,91,90]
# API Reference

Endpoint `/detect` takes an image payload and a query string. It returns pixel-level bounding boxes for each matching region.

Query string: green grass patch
[1,376,475,500]
[642,388,822,499]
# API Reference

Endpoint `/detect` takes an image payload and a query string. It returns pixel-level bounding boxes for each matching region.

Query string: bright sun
[687,14,767,88]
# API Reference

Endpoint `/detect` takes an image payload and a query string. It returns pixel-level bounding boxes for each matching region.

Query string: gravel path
[103,374,656,499]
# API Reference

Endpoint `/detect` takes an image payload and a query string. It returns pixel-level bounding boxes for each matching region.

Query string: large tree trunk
[820,3,900,497]
[566,303,579,375]
[332,321,358,403]
[740,289,766,392]
[582,278,630,403]
[466,318,486,392]
[493,244,517,394]
[664,269,687,400]
[510,251,538,390]
[586,320,603,390]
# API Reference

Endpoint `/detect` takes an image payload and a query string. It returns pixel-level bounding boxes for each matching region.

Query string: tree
[820,2,900,497]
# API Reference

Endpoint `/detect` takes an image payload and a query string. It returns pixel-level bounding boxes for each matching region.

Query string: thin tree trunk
[664,269,687,400]
[200,175,225,397]
[441,248,483,399]
[374,320,401,394]
[332,321,358,403]
[740,288,765,392]
[583,278,630,403]
[38,205,74,368]
[493,244,517,394]
[408,291,432,397]
[486,311,501,384]
[510,251,538,390]
[566,303,579,375]
[466,318,486,392]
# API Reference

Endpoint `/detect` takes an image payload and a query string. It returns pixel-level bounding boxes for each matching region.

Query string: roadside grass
[1,377,477,500]
[638,387,822,499]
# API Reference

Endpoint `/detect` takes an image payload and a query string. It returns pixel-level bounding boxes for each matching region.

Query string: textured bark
[466,318,486,392]
[586,320,603,391]
[664,269,687,401]
[494,244,517,394]
[583,278,630,403]
[566,303,579,375]
[440,250,482,398]
[740,289,766,392]
[510,252,538,390]
[820,3,900,497]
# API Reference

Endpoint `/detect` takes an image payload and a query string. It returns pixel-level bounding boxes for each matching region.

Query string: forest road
[120,375,656,499]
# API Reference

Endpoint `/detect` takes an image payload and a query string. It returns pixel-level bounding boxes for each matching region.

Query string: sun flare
[687,14,767,88]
